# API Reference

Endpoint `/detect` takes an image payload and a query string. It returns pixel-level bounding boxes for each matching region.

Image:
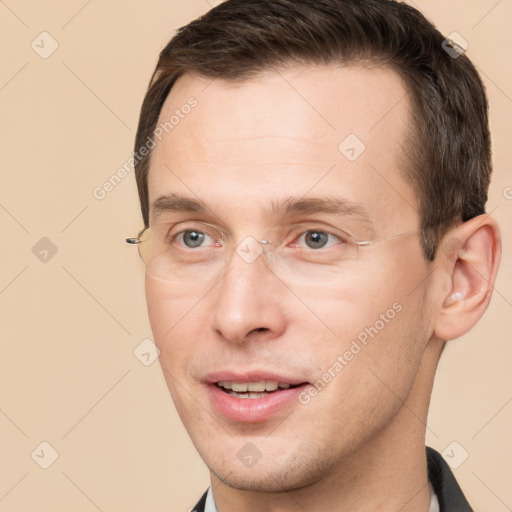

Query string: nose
[210,244,288,344]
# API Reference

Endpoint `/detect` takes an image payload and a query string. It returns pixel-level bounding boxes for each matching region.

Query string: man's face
[145,65,437,491]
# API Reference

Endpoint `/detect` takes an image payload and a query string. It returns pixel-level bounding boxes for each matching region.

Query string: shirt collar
[204,486,217,512]
[204,484,439,512]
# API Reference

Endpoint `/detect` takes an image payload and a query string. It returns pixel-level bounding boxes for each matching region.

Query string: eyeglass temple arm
[126,237,141,245]
[354,230,418,247]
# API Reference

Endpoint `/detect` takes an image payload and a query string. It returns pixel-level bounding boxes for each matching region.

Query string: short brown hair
[134,0,491,261]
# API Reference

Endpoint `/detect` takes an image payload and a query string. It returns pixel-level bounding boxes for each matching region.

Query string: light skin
[143,65,501,511]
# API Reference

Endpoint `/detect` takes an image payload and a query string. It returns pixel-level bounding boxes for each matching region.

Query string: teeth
[264,381,279,392]
[228,391,269,399]
[217,380,290,392]
[232,382,249,392]
[248,381,267,392]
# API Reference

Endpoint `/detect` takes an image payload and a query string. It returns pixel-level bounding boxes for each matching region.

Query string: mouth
[204,372,311,423]
[215,380,302,399]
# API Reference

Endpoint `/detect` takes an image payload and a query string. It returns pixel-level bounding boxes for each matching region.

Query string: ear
[434,214,502,341]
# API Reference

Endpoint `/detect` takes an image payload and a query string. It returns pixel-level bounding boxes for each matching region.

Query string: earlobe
[434,215,501,341]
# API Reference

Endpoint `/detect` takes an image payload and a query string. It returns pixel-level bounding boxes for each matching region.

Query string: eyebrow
[270,196,372,223]
[151,193,374,230]
[152,194,207,218]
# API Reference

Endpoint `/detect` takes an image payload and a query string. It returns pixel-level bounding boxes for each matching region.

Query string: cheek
[305,259,429,399]
[145,279,173,342]
[305,264,415,346]
[145,277,208,369]
[309,303,426,445]
[145,279,212,420]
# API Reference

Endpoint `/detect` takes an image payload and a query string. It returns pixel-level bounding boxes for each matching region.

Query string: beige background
[1,0,511,510]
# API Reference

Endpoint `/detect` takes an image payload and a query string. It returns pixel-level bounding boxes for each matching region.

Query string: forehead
[148,65,418,232]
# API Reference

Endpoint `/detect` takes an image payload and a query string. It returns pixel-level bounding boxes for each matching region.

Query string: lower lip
[206,383,308,423]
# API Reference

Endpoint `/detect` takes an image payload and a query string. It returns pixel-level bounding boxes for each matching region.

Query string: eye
[295,230,341,250]
[176,229,217,248]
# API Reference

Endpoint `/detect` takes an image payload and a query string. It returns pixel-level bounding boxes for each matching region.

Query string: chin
[199,439,338,493]
[212,464,318,493]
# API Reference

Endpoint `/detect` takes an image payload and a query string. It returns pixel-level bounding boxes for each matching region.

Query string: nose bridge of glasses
[228,234,274,267]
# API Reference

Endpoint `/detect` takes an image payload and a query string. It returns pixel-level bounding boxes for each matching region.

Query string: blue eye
[298,230,340,249]
[178,230,211,248]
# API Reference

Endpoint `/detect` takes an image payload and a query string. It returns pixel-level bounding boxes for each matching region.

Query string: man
[126,0,501,510]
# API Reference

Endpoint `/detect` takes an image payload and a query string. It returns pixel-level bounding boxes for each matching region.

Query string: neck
[210,337,444,512]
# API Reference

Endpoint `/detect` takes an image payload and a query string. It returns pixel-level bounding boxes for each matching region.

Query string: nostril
[247,327,269,335]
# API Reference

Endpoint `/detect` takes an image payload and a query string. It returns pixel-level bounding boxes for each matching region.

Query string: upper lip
[203,370,309,385]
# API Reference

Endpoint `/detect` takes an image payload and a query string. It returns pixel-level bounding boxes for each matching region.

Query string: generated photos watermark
[298,301,403,405]
[92,97,198,201]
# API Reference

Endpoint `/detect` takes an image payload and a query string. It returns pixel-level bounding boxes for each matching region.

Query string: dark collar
[191,489,208,512]
[192,446,474,511]
[426,446,474,511]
